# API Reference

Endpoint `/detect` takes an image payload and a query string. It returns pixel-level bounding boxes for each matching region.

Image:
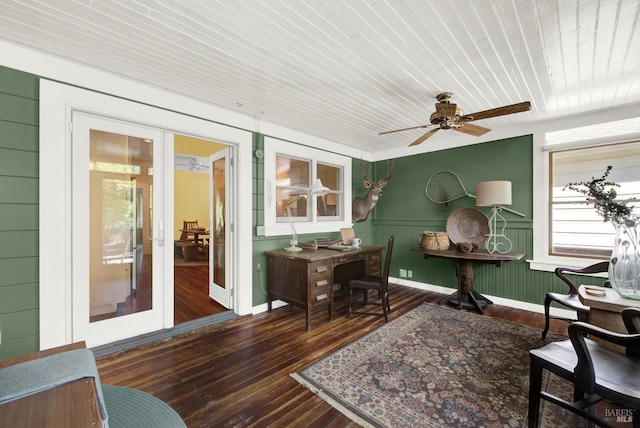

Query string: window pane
[550,141,640,257]
[275,155,310,219]
[317,163,341,218]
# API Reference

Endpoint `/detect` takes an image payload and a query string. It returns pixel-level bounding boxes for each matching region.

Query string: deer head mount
[352,159,394,222]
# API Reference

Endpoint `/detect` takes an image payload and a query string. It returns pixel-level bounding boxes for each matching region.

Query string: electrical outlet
[408,270,413,279]
[257,226,265,236]
[257,263,261,270]
[399,269,407,278]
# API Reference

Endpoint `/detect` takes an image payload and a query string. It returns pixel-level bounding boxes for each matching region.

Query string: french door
[209,148,232,308]
[71,112,169,346]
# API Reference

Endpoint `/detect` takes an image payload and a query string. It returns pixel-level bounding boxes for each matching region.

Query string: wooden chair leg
[347,288,354,317]
[382,291,388,322]
[528,356,543,428]
[542,295,552,339]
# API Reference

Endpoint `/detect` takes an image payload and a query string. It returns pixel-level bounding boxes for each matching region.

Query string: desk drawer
[333,252,365,265]
[308,262,331,278]
[367,253,382,275]
[310,282,331,306]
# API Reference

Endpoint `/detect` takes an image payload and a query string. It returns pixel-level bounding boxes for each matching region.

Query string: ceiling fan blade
[460,101,531,122]
[455,123,491,137]
[379,124,429,135]
[435,102,457,118]
[409,129,439,146]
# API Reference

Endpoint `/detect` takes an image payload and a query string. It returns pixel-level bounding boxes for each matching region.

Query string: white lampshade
[476,181,512,206]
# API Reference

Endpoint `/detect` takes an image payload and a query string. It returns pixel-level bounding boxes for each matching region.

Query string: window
[264,137,352,237]
[531,117,640,271]
[550,142,640,258]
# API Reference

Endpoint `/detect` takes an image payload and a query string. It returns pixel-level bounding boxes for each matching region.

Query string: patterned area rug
[293,303,581,428]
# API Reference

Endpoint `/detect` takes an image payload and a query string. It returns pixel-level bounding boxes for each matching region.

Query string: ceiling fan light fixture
[379,92,530,147]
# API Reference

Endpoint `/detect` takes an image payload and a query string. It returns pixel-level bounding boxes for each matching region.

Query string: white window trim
[530,124,640,274]
[263,137,352,237]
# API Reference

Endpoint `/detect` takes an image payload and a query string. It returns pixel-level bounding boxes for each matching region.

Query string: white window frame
[263,137,352,237]
[530,117,640,273]
[549,142,640,258]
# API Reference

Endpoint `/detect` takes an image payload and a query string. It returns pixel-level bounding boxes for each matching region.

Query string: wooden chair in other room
[528,307,640,427]
[180,220,200,242]
[347,235,394,322]
[541,261,610,339]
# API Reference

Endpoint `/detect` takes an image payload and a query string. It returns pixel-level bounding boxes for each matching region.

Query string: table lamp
[476,180,513,254]
[285,179,330,252]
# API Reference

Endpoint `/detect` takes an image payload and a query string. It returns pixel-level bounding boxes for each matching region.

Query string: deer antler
[360,159,373,183]
[382,159,394,183]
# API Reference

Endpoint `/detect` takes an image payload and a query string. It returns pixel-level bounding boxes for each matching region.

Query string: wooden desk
[180,228,209,243]
[265,245,384,330]
[412,247,526,314]
[176,228,210,261]
[0,342,103,428]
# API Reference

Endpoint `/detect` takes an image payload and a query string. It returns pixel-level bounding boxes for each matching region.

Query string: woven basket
[420,231,450,251]
[446,208,490,246]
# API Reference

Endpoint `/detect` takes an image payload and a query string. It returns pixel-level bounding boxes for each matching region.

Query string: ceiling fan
[379,92,531,147]
[174,154,209,172]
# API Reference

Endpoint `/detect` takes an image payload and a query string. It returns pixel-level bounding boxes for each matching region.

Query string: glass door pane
[213,157,225,289]
[209,147,231,308]
[89,130,153,322]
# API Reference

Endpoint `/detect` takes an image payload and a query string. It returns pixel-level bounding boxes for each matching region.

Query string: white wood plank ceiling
[0,0,639,154]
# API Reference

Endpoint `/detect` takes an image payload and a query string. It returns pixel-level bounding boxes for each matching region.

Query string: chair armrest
[554,262,609,294]
[554,267,580,294]
[568,321,640,390]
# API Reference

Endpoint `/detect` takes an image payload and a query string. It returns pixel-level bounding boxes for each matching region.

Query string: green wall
[0,66,608,359]
[0,66,40,359]
[368,135,606,303]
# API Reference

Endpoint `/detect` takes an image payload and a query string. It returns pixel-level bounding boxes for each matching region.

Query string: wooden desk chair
[180,220,200,242]
[528,307,640,427]
[542,261,610,339]
[347,235,394,322]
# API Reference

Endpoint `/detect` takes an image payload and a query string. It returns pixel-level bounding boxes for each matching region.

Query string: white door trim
[39,80,253,350]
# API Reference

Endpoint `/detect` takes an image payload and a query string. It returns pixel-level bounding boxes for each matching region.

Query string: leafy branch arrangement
[564,165,633,223]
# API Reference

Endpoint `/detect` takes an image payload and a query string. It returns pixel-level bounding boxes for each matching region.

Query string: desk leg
[438,259,492,314]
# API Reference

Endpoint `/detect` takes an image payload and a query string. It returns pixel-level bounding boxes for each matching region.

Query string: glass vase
[608,216,640,300]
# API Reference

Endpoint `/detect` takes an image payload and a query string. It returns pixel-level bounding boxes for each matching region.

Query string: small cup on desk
[352,237,361,248]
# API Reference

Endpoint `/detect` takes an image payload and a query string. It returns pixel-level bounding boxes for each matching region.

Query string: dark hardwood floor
[174,264,227,324]
[90,253,227,324]
[96,284,568,427]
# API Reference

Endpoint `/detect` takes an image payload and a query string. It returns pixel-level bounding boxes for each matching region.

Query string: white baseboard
[251,279,576,321]
[389,277,576,319]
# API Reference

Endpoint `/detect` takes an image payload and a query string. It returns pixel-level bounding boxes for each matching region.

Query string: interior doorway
[173,135,231,324]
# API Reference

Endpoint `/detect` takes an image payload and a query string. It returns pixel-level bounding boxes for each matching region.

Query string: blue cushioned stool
[102,385,185,428]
